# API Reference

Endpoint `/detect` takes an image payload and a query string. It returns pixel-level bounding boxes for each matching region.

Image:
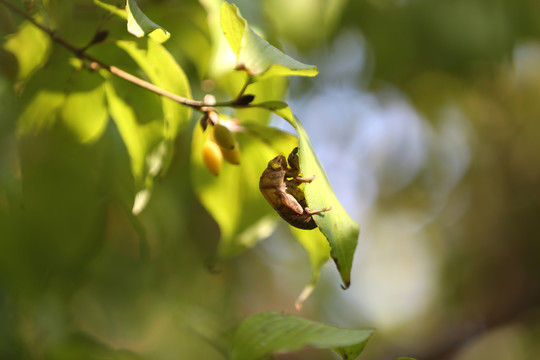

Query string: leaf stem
[235,74,252,100]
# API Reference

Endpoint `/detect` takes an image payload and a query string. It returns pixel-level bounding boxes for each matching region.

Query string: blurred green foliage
[1,0,540,359]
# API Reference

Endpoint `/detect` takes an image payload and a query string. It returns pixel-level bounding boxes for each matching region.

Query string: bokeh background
[1,0,540,359]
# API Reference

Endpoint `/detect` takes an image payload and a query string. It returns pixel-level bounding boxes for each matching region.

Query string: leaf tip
[332,256,351,289]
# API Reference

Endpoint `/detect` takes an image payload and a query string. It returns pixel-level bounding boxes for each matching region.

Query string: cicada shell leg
[294,175,315,183]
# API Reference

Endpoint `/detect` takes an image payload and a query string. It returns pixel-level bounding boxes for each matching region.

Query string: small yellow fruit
[213,123,237,150]
[202,141,223,176]
[221,144,241,165]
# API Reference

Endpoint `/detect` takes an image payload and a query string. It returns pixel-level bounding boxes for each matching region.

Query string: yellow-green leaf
[60,70,108,144]
[104,77,163,193]
[116,38,191,177]
[3,19,51,81]
[115,39,191,136]
[231,312,373,360]
[94,0,126,19]
[220,2,318,79]
[16,53,107,144]
[126,0,170,43]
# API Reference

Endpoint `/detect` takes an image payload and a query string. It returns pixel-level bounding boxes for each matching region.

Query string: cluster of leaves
[0,1,413,359]
[110,0,360,312]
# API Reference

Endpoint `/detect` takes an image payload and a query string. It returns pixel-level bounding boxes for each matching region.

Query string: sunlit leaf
[253,100,294,126]
[199,0,238,79]
[3,18,51,81]
[16,52,108,142]
[230,312,373,360]
[191,121,297,259]
[116,39,192,176]
[220,3,318,79]
[104,76,164,212]
[94,0,126,19]
[60,69,108,144]
[14,55,108,147]
[126,0,170,43]
[109,38,191,213]
[115,39,191,138]
[219,2,243,56]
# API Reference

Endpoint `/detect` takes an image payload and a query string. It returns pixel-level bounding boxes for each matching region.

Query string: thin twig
[0,0,207,110]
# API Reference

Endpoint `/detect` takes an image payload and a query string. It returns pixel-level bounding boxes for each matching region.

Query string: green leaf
[3,18,51,81]
[230,312,373,360]
[104,76,164,213]
[94,0,127,19]
[17,90,64,135]
[15,51,69,135]
[116,39,191,137]
[16,53,108,143]
[220,3,318,79]
[253,101,295,126]
[290,226,330,309]
[15,53,109,145]
[126,0,170,43]
[200,0,238,79]
[191,121,297,259]
[219,2,243,56]
[60,67,108,144]
[295,119,360,288]
[111,39,191,213]
[255,102,360,289]
[116,39,192,176]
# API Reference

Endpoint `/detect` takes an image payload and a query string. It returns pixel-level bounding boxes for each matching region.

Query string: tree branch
[0,0,206,110]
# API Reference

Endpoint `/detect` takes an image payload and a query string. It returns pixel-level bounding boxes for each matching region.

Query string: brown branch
[0,0,206,110]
